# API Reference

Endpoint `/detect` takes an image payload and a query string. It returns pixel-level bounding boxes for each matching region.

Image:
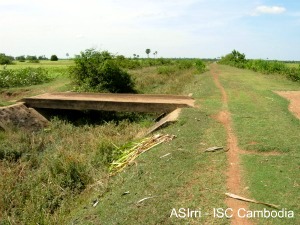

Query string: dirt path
[211,64,252,225]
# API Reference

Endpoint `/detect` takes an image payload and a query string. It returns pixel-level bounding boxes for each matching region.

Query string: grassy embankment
[0,61,229,224]
[67,66,229,225]
[218,64,300,225]
[2,60,298,224]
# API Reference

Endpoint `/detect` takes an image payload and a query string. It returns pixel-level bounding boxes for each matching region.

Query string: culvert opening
[33,108,159,127]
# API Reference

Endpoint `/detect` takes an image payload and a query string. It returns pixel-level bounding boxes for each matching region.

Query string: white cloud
[254,5,286,15]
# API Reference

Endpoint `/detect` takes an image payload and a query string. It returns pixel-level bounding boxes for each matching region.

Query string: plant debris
[225,192,280,209]
[109,134,175,176]
[160,153,171,158]
[136,196,156,204]
[204,146,224,152]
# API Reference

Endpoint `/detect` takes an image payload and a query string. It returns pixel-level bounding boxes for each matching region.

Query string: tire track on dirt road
[211,63,252,225]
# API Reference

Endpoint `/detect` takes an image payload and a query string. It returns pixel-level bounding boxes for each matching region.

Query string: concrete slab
[21,92,195,113]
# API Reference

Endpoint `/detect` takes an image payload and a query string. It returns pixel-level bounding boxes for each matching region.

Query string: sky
[0,0,299,60]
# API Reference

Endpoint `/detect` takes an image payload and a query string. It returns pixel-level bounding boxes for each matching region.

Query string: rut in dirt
[210,63,252,225]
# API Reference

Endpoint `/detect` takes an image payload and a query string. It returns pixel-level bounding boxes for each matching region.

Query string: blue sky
[0,0,299,60]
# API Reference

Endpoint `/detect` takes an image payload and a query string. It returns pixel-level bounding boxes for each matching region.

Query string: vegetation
[0,53,14,65]
[69,49,136,93]
[219,50,300,82]
[38,55,48,60]
[218,64,300,224]
[0,67,52,88]
[50,55,58,61]
[26,55,40,63]
[1,52,299,224]
[16,55,26,62]
[0,118,147,224]
[145,48,151,58]
[0,57,211,224]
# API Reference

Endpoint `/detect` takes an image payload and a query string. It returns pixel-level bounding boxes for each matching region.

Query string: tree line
[0,53,59,65]
[219,50,300,82]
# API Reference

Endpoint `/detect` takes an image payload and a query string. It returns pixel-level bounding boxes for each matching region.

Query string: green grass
[65,70,228,224]
[0,62,230,224]
[286,63,299,68]
[0,60,72,105]
[217,64,300,224]
[2,60,299,224]
[218,65,300,152]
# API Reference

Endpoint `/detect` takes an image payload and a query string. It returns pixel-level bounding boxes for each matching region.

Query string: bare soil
[275,91,300,120]
[0,103,48,131]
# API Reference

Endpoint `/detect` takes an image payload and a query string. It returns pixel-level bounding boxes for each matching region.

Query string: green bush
[116,57,141,69]
[69,49,136,93]
[0,67,51,88]
[176,60,194,70]
[0,53,14,65]
[16,55,26,62]
[157,66,176,75]
[195,59,207,73]
[219,50,246,68]
[50,55,58,61]
[26,55,39,63]
[286,65,300,81]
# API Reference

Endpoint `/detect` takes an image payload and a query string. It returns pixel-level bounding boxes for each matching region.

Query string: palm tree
[146,49,151,58]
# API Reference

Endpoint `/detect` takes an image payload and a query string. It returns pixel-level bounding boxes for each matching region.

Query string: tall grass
[0,118,148,224]
[0,58,207,224]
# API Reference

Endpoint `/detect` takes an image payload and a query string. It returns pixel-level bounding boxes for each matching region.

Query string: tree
[69,49,136,93]
[0,53,14,65]
[50,55,58,61]
[145,49,151,58]
[16,55,26,62]
[26,55,39,63]
[38,55,48,60]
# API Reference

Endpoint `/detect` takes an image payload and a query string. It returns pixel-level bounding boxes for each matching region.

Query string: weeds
[0,67,51,88]
[0,117,147,224]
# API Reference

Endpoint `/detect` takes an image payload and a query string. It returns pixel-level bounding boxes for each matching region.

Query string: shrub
[69,49,136,93]
[157,66,176,75]
[176,60,194,70]
[286,66,300,81]
[219,50,246,68]
[16,55,26,62]
[0,53,14,65]
[26,55,39,63]
[195,59,207,73]
[0,67,51,88]
[50,55,58,61]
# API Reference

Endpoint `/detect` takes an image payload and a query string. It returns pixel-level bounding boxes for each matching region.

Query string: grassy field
[0,60,299,224]
[0,60,73,106]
